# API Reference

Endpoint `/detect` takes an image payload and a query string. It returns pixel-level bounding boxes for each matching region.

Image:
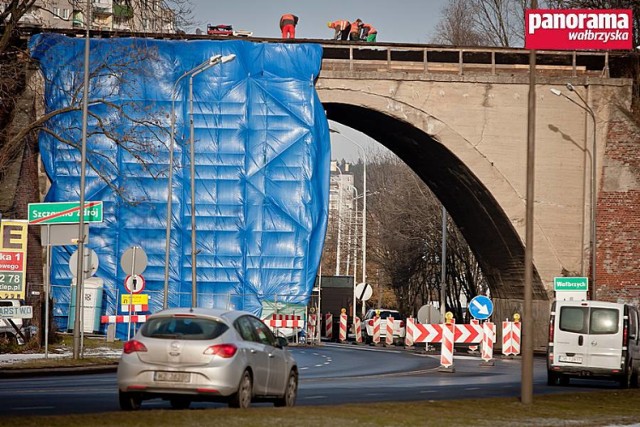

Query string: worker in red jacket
[327,20,351,41]
[349,18,363,41]
[280,13,299,39]
[361,23,377,42]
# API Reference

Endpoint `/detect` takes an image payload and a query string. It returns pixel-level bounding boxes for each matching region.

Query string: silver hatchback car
[117,307,298,410]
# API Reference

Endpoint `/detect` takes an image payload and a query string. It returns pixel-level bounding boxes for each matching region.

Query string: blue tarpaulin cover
[29,34,330,338]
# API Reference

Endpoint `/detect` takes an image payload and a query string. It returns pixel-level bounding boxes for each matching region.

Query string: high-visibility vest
[362,23,377,35]
[280,14,298,28]
[350,20,362,34]
[331,20,350,31]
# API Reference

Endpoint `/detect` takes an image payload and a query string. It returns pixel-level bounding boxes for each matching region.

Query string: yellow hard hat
[327,21,332,28]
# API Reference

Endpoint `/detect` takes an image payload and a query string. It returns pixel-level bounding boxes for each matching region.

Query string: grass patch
[2,390,640,426]
[1,356,117,370]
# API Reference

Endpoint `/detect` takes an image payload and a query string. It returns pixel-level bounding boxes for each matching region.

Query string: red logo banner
[525,9,633,50]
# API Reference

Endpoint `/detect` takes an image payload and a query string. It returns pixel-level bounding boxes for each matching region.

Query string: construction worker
[361,22,378,42]
[280,13,299,39]
[349,18,363,41]
[327,20,351,41]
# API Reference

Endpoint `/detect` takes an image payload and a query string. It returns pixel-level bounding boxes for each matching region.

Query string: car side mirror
[277,336,288,348]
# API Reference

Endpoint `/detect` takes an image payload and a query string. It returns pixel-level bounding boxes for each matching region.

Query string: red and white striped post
[481,321,496,366]
[339,309,348,342]
[439,312,455,372]
[502,314,521,356]
[372,314,381,345]
[405,316,415,348]
[385,316,395,346]
[324,313,333,340]
[354,316,362,343]
[307,313,317,345]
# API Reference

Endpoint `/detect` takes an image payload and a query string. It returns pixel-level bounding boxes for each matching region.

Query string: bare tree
[432,0,493,46]
[366,150,488,319]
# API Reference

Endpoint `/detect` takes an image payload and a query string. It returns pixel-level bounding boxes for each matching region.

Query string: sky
[188,0,450,161]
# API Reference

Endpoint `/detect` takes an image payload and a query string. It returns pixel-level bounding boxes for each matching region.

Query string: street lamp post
[163,54,235,309]
[333,162,344,275]
[550,84,597,299]
[329,129,367,295]
[188,54,236,308]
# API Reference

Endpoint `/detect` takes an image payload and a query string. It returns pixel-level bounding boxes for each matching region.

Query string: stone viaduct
[315,43,639,347]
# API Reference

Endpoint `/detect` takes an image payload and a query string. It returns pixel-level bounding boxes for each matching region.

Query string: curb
[0,363,118,379]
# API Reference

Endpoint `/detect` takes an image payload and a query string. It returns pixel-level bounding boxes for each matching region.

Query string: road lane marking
[11,406,55,411]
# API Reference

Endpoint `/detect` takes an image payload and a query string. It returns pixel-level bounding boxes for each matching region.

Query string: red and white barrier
[385,316,395,346]
[101,315,148,323]
[268,314,301,328]
[307,313,317,343]
[405,317,415,347]
[482,321,496,363]
[412,320,482,344]
[354,316,362,343]
[372,315,381,344]
[325,313,333,340]
[440,321,455,369]
[339,312,348,342]
[502,320,521,356]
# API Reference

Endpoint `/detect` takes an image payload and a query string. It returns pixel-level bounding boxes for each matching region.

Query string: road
[0,344,608,415]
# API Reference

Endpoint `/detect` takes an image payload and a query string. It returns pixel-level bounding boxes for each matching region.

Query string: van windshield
[559,307,619,335]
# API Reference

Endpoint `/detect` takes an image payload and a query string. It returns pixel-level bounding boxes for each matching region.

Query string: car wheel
[274,370,298,407]
[170,398,191,409]
[229,370,252,408]
[118,391,142,411]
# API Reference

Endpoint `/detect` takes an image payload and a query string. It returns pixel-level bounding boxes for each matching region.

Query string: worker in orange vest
[361,23,377,42]
[327,20,351,41]
[280,13,299,39]
[349,18,363,41]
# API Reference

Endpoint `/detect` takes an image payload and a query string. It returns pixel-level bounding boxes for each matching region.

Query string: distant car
[207,24,253,37]
[117,307,298,410]
[361,309,406,345]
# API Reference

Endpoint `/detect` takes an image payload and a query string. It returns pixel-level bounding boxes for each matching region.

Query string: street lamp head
[208,54,223,64]
[550,88,562,96]
[221,54,236,64]
[566,82,575,92]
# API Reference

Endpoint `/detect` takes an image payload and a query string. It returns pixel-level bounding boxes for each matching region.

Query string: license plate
[154,371,191,382]
[559,355,583,364]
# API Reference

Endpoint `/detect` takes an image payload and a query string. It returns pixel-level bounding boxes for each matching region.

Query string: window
[248,316,277,346]
[234,316,256,342]
[62,9,70,19]
[590,308,618,335]
[141,316,228,340]
[559,307,588,334]
[53,7,60,17]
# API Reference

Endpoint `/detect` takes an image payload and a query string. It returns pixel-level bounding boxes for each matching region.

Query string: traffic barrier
[339,312,348,342]
[372,315,381,344]
[482,321,496,364]
[354,316,362,343]
[405,317,415,347]
[385,316,395,346]
[268,314,301,328]
[325,313,333,340]
[502,320,521,356]
[307,313,317,344]
[121,304,148,313]
[440,320,455,369]
[101,315,148,323]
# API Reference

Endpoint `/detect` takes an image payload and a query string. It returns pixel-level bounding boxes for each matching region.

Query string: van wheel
[547,370,559,386]
[619,367,632,389]
[558,375,570,386]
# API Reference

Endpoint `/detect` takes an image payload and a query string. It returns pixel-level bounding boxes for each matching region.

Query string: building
[2,0,176,33]
[328,161,357,276]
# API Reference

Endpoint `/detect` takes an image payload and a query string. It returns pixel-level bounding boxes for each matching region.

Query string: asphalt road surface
[0,344,608,415]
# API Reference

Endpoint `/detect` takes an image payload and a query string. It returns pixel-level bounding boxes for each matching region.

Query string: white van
[547,300,640,388]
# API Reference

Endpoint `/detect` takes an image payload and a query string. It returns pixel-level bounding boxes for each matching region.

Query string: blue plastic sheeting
[29,34,330,339]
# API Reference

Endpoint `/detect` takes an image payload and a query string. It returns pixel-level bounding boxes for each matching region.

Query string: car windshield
[140,316,228,340]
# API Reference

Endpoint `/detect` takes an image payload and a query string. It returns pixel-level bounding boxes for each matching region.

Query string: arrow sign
[469,295,493,320]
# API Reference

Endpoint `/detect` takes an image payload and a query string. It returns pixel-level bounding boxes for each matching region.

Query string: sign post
[554,277,588,301]
[120,246,147,340]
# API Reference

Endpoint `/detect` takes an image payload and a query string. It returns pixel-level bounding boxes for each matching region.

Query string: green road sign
[554,277,588,292]
[28,201,103,225]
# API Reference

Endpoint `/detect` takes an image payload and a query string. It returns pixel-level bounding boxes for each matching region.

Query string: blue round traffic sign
[469,295,493,320]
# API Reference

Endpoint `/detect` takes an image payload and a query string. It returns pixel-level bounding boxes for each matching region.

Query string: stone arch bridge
[315,43,638,347]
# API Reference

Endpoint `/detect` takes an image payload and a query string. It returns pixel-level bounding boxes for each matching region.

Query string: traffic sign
[120,246,147,276]
[0,305,33,319]
[69,248,99,278]
[469,295,493,320]
[554,277,588,292]
[354,282,373,301]
[124,274,146,294]
[28,201,103,225]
